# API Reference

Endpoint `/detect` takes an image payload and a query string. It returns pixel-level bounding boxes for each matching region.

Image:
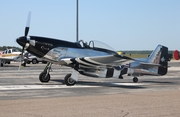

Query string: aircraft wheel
[64,74,76,86]
[26,61,31,64]
[6,62,10,64]
[39,72,50,82]
[21,63,26,67]
[1,63,3,67]
[133,77,138,83]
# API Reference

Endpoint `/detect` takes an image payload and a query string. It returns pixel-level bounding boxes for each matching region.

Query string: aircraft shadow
[2,65,31,68]
[2,65,19,67]
[142,80,176,84]
[51,79,146,89]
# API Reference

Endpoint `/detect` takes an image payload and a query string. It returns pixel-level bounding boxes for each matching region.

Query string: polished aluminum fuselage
[43,47,110,63]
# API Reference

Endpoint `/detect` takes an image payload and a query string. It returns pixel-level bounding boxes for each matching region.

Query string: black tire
[133,77,138,83]
[21,63,26,67]
[39,72,50,82]
[42,61,47,64]
[32,59,38,64]
[26,61,31,64]
[64,74,76,86]
[6,61,10,64]
[1,63,3,67]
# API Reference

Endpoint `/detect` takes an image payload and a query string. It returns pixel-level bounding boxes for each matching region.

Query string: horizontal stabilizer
[140,62,161,67]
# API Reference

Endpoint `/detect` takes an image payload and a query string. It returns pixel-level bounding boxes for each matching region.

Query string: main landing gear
[64,74,76,86]
[63,69,78,86]
[39,62,52,82]
[133,77,138,83]
[39,62,77,86]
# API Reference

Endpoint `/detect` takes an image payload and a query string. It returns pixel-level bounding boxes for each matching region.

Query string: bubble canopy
[78,40,115,51]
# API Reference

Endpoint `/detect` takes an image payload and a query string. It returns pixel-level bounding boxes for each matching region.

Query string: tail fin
[148,45,169,75]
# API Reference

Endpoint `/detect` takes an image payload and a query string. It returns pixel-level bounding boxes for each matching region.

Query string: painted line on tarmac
[169,67,180,71]
[0,83,147,90]
[0,85,101,90]
[112,83,149,86]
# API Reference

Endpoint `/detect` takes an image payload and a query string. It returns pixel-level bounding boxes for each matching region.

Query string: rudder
[148,45,169,75]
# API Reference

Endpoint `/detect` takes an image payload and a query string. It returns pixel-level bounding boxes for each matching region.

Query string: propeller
[25,11,31,36]
[18,11,31,71]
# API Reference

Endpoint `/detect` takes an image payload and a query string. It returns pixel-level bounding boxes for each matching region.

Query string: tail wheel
[133,77,138,83]
[64,74,76,86]
[39,72,50,82]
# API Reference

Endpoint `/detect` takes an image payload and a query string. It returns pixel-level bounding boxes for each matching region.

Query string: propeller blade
[18,11,31,71]
[18,47,25,71]
[24,11,31,36]
[24,27,29,37]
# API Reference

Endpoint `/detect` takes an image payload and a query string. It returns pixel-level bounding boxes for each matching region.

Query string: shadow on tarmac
[51,79,146,89]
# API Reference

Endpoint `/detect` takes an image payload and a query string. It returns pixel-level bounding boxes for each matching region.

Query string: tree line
[118,50,173,55]
[0,46,174,54]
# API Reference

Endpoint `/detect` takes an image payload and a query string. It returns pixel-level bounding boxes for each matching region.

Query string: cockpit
[77,40,115,51]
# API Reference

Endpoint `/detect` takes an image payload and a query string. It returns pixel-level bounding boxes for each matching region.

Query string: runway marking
[0,85,101,90]
[0,83,148,90]
[112,83,149,86]
[169,67,180,71]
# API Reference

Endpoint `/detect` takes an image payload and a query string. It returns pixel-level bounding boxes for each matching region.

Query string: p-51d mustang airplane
[16,12,171,86]
[0,48,22,67]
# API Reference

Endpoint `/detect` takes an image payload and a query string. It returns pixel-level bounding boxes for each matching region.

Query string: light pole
[76,0,79,42]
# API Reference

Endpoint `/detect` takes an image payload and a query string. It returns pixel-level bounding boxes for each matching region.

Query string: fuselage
[16,36,117,64]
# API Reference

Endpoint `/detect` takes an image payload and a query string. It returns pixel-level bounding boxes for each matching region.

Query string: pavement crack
[122,111,129,117]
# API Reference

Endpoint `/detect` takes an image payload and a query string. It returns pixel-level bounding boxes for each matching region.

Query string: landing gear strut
[0,60,3,67]
[39,62,52,82]
[133,77,138,83]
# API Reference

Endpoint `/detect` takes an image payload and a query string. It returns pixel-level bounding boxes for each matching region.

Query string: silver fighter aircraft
[16,12,171,86]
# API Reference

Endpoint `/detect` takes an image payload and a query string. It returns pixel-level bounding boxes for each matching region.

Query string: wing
[140,62,161,67]
[58,55,134,69]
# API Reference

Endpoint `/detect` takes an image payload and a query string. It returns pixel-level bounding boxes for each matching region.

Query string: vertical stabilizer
[148,45,169,75]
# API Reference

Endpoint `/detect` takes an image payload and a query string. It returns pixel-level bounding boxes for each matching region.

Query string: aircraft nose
[16,36,27,47]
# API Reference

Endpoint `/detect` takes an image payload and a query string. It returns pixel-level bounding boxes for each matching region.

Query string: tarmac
[0,61,180,117]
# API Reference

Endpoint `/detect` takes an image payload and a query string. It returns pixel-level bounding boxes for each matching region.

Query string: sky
[0,0,180,51]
